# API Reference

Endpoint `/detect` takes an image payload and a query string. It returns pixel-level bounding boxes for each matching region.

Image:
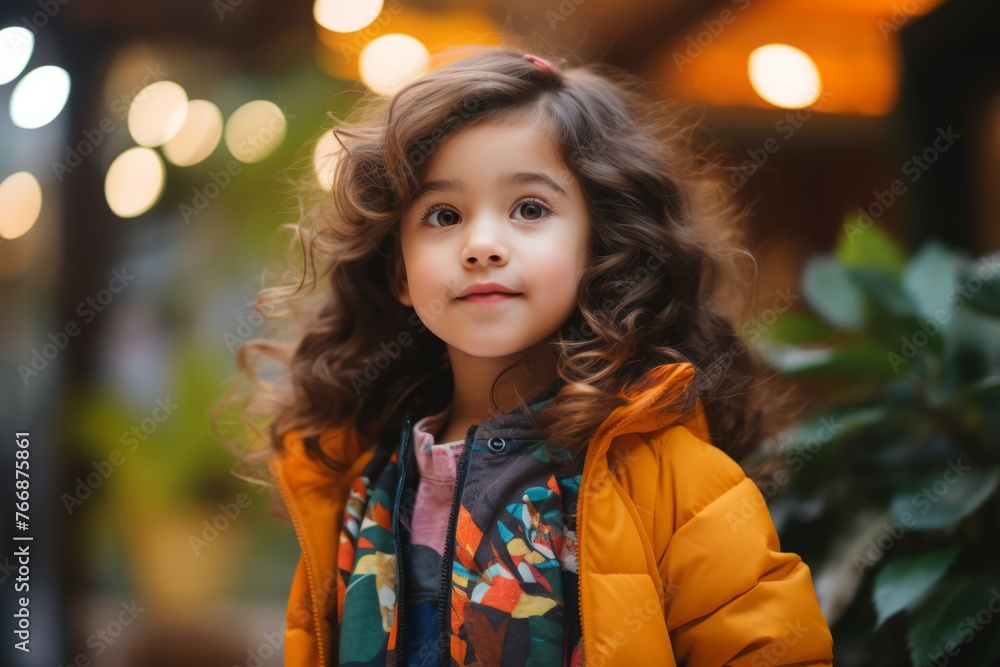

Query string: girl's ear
[390,254,412,307]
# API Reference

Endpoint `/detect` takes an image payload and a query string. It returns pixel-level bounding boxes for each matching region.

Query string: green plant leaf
[766,343,898,377]
[890,467,1000,531]
[933,374,1000,408]
[754,312,834,345]
[960,252,1000,317]
[872,545,960,630]
[902,241,961,321]
[835,215,906,274]
[935,308,1000,401]
[906,576,1000,667]
[849,268,921,320]
[802,255,866,331]
[779,405,886,454]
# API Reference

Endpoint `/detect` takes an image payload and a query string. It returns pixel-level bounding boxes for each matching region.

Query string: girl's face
[395,116,590,359]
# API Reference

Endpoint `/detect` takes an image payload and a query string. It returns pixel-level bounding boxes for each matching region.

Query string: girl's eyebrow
[412,171,568,201]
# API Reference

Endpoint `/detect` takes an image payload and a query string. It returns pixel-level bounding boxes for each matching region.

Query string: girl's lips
[457,292,521,304]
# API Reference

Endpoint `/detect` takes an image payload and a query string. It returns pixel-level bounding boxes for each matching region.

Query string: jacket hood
[275,361,703,487]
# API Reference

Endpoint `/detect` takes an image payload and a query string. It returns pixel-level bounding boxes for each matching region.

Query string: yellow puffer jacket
[269,362,834,666]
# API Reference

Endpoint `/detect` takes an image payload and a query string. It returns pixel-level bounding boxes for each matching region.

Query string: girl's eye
[512,198,551,221]
[418,197,552,228]
[421,205,461,228]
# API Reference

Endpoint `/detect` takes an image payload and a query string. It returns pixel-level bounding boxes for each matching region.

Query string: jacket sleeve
[653,425,834,667]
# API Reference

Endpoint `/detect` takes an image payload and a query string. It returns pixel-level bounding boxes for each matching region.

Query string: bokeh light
[9,65,71,129]
[224,100,286,163]
[0,26,34,85]
[163,99,224,167]
[127,80,189,147]
[312,129,344,191]
[359,33,429,97]
[0,171,43,239]
[104,147,166,218]
[313,0,384,33]
[748,43,822,109]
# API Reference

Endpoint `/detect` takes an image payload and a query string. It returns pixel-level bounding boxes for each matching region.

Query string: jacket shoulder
[650,423,750,532]
[648,424,834,665]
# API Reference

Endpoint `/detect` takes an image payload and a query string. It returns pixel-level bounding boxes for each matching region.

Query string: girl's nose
[463,247,507,266]
[461,215,509,266]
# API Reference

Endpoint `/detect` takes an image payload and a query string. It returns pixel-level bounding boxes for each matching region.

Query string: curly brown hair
[214,41,803,493]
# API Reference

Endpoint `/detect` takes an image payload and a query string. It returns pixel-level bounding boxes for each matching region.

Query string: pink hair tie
[523,54,556,72]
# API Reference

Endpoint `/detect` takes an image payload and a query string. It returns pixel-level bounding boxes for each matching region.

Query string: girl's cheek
[533,254,579,288]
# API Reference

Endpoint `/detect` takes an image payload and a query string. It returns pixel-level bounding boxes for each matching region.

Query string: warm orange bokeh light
[313,6,500,83]
[656,0,950,115]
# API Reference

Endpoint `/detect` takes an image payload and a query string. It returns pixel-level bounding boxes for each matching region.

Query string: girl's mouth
[457,292,521,304]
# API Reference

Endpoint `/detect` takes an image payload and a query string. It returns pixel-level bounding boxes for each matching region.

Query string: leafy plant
[751,215,1000,667]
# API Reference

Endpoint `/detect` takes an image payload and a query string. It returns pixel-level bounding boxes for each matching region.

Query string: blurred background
[1,0,999,665]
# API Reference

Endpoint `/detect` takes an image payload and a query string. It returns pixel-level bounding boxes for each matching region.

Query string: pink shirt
[410,404,464,557]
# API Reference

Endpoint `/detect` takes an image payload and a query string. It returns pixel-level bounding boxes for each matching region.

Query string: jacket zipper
[273,463,327,667]
[393,414,414,667]
[437,423,478,667]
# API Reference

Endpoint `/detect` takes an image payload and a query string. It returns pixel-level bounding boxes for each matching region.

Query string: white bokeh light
[748,44,822,109]
[313,0,383,33]
[105,147,165,218]
[359,34,429,97]
[312,129,344,191]
[127,80,189,147]
[163,99,223,167]
[10,65,71,129]
[0,171,43,239]
[0,27,34,85]
[224,100,286,163]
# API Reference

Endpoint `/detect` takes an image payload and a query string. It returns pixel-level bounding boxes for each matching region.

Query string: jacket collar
[275,361,704,489]
[402,383,560,444]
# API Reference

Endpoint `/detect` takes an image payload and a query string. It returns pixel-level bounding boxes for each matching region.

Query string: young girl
[227,45,834,666]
